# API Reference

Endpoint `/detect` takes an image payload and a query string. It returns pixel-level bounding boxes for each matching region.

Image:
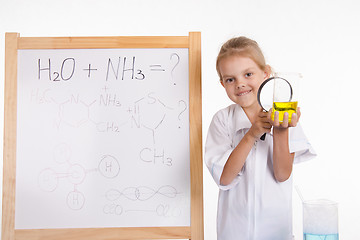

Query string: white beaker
[303,199,339,240]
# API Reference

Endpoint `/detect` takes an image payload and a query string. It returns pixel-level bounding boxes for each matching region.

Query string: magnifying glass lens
[257,77,293,112]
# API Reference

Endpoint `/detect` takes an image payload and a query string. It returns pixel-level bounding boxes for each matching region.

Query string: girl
[205,37,316,240]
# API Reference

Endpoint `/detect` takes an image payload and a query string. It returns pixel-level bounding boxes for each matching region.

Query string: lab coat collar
[234,104,252,132]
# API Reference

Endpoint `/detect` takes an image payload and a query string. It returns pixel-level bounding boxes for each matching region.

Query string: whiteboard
[15,48,190,229]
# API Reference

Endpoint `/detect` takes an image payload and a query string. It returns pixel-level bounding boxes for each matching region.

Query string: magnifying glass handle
[260,133,266,141]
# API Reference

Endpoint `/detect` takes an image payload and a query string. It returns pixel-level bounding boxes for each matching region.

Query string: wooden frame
[2,32,203,240]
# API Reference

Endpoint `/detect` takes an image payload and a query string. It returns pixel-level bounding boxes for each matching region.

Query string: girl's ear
[264,65,272,79]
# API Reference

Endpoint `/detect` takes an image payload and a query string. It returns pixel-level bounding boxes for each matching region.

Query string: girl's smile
[237,89,251,96]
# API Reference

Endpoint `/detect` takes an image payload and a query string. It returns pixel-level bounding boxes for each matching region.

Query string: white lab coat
[205,104,316,240]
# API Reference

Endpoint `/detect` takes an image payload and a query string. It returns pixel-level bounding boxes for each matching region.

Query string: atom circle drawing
[67,190,85,210]
[67,164,86,184]
[98,155,120,178]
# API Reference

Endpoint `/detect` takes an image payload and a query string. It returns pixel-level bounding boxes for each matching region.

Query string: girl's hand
[269,107,301,128]
[248,110,272,139]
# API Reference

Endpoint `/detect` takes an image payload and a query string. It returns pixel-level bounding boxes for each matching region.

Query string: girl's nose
[236,80,246,89]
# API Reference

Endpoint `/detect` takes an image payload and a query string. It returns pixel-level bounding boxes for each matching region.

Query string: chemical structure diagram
[38,143,120,210]
[30,87,188,168]
[34,88,187,211]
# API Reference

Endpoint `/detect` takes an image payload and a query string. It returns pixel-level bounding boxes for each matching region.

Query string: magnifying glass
[257,76,293,140]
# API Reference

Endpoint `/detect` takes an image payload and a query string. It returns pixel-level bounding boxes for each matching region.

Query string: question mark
[178,100,187,128]
[170,53,180,86]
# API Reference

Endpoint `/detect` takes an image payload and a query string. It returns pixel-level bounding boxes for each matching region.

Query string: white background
[1,0,360,239]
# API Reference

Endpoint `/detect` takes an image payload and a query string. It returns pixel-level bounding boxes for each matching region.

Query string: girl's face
[218,55,269,111]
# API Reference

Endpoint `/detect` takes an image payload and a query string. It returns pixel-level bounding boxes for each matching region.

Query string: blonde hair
[216,36,270,80]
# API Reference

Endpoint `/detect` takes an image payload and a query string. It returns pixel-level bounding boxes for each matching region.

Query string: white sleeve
[204,111,243,190]
[289,123,317,164]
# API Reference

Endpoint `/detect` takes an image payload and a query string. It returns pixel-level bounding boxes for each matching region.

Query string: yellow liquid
[271,101,298,123]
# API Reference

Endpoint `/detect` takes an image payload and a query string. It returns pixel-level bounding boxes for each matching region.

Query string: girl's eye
[245,73,253,78]
[225,78,235,84]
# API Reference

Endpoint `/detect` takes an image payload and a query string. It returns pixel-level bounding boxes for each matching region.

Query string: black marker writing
[106,57,121,81]
[150,64,165,71]
[106,56,145,81]
[38,58,75,81]
[38,59,51,80]
[60,58,75,81]
[83,64,98,78]
[122,56,135,80]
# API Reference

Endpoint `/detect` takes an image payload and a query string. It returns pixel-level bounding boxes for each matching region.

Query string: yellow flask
[271,101,298,123]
